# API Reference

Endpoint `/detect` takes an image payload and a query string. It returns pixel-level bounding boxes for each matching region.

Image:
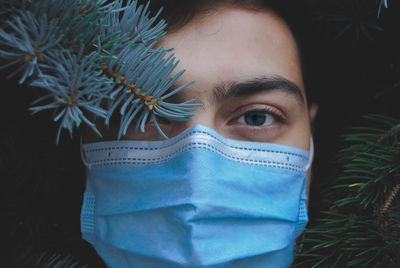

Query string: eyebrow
[213,76,305,105]
[164,76,305,107]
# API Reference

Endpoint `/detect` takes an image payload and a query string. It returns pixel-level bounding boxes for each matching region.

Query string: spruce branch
[0,0,199,143]
[294,115,400,267]
[0,9,64,83]
[378,0,388,18]
[312,0,384,44]
[29,50,112,143]
[380,184,400,216]
[379,123,400,142]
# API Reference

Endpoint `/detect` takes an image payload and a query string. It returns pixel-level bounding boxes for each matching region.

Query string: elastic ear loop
[295,137,314,242]
[305,137,314,171]
[80,136,92,169]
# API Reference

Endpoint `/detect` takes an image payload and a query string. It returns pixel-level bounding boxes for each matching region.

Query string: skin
[86,4,316,171]
[133,4,313,151]
[159,4,316,193]
[82,7,316,252]
[84,1,316,225]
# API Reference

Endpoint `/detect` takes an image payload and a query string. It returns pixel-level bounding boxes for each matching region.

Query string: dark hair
[143,0,316,104]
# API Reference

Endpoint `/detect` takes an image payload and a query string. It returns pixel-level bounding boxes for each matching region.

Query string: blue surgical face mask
[81,124,313,268]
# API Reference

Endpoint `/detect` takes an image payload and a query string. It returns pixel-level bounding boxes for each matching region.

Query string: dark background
[1,0,400,266]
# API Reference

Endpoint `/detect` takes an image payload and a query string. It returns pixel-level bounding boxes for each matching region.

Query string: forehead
[159,5,305,101]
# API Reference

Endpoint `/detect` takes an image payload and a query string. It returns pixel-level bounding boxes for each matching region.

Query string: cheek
[222,122,285,142]
[276,118,311,151]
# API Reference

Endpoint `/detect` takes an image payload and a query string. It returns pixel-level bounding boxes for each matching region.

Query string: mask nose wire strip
[305,137,314,171]
[80,136,91,169]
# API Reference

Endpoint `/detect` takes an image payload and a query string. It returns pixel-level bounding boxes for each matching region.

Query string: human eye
[231,104,285,127]
[236,110,275,126]
[226,104,287,142]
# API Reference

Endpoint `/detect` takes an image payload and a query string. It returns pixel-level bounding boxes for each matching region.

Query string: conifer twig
[378,123,400,142]
[380,184,400,216]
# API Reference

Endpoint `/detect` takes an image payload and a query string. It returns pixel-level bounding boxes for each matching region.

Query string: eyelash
[230,105,286,126]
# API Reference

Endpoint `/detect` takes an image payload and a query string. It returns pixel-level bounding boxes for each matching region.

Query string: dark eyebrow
[214,76,305,105]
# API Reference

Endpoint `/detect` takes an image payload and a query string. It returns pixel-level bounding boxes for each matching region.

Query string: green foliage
[294,115,400,267]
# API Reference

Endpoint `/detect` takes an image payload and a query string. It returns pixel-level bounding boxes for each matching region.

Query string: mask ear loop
[305,137,314,171]
[80,136,92,169]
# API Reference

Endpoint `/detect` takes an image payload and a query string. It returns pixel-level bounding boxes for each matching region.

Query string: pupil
[244,111,266,126]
